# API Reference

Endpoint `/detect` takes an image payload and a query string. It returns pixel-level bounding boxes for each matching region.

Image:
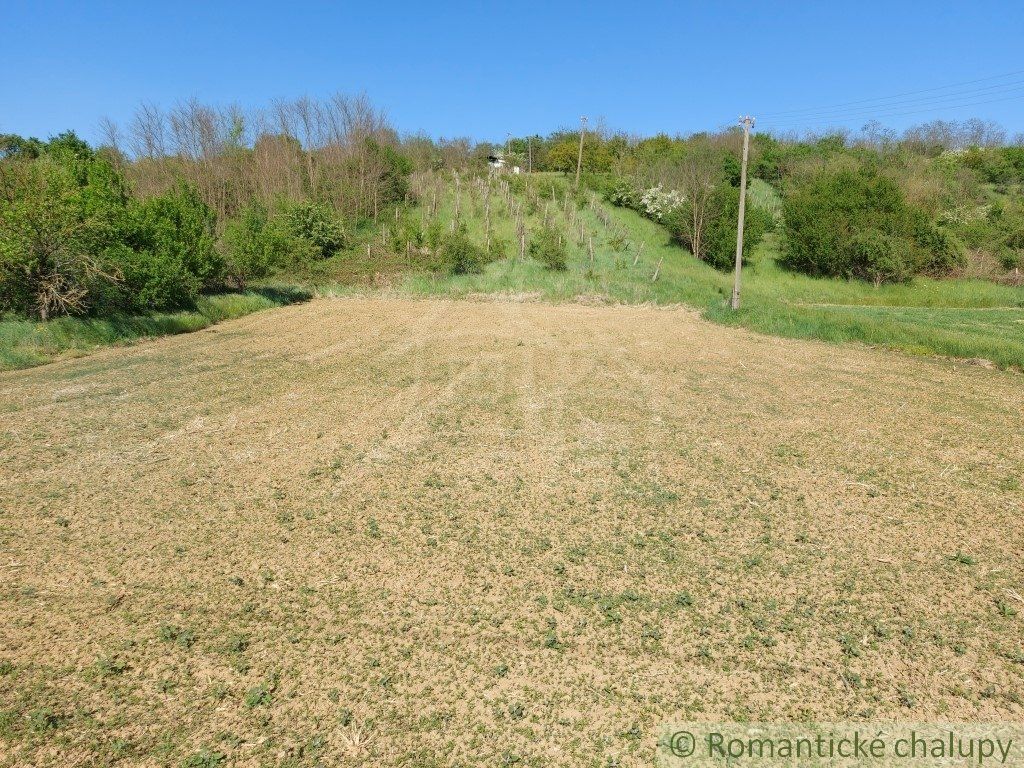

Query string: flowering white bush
[639,185,685,221]
[938,203,991,227]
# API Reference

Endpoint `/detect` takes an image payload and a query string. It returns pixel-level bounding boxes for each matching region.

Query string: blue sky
[3,1,1024,144]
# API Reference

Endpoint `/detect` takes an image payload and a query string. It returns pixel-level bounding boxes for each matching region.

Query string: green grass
[0,285,311,371]
[393,172,1024,368]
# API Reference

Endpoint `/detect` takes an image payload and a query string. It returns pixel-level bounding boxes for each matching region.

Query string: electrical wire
[759,81,1024,124]
[758,68,1024,119]
[761,90,1024,132]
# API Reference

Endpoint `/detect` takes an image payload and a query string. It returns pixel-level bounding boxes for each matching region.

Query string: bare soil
[1,297,1022,767]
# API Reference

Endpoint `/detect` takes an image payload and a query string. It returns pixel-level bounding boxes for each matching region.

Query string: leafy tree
[545,140,581,174]
[847,229,912,286]
[0,135,127,318]
[544,137,612,174]
[0,134,45,160]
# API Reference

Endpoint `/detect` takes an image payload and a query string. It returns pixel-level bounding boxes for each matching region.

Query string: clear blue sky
[4,0,1024,144]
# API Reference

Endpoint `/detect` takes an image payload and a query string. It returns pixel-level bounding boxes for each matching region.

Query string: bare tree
[659,147,719,260]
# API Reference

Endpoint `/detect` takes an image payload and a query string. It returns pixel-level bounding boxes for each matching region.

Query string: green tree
[0,135,128,318]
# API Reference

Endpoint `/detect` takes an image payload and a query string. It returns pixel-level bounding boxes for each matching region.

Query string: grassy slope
[0,286,310,371]
[392,174,1024,368]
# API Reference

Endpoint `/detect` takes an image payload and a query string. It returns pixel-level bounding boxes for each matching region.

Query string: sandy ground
[1,297,1022,767]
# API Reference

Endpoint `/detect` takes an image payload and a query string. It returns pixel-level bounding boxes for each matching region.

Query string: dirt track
[1,297,1022,766]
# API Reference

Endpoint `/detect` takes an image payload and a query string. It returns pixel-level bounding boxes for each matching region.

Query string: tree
[662,149,720,260]
[0,136,126,319]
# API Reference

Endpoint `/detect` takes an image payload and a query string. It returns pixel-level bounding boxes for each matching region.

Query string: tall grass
[0,286,310,371]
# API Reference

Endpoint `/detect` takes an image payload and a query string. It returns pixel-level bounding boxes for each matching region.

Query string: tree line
[4,100,1024,323]
[593,120,1024,285]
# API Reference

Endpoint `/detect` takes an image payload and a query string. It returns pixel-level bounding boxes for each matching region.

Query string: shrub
[487,236,509,261]
[0,139,130,318]
[103,244,200,312]
[436,227,485,275]
[781,168,936,283]
[222,203,290,289]
[639,185,685,221]
[606,179,642,210]
[0,138,233,318]
[425,218,444,251]
[847,229,913,286]
[914,222,966,274]
[281,201,346,258]
[997,248,1021,271]
[528,225,568,271]
[131,184,222,288]
[393,220,424,254]
[700,185,772,271]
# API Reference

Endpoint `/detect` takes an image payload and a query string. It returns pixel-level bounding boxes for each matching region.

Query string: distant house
[488,154,521,174]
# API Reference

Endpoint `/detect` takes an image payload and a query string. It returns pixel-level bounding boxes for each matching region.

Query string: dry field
[1,297,1023,767]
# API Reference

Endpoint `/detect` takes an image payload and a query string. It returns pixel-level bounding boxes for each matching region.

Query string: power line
[760,80,1024,123]
[759,68,1024,119]
[762,90,1024,132]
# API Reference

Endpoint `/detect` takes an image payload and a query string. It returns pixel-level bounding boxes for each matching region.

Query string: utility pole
[528,136,532,174]
[731,115,754,310]
[574,116,587,190]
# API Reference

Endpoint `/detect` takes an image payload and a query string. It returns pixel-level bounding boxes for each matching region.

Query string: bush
[700,186,772,270]
[487,236,509,261]
[528,225,568,271]
[435,227,485,275]
[222,203,292,289]
[914,222,966,274]
[131,184,222,288]
[847,229,913,286]
[606,179,641,210]
[781,168,938,283]
[0,137,130,318]
[997,248,1021,271]
[104,244,201,312]
[281,202,346,259]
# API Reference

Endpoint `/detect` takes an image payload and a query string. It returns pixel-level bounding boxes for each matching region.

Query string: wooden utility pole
[574,116,587,190]
[731,115,755,310]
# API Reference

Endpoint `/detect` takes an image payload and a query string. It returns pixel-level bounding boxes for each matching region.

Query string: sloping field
[1,297,1022,767]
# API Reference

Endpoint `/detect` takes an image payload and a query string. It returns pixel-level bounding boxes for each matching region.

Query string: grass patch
[0,285,310,371]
